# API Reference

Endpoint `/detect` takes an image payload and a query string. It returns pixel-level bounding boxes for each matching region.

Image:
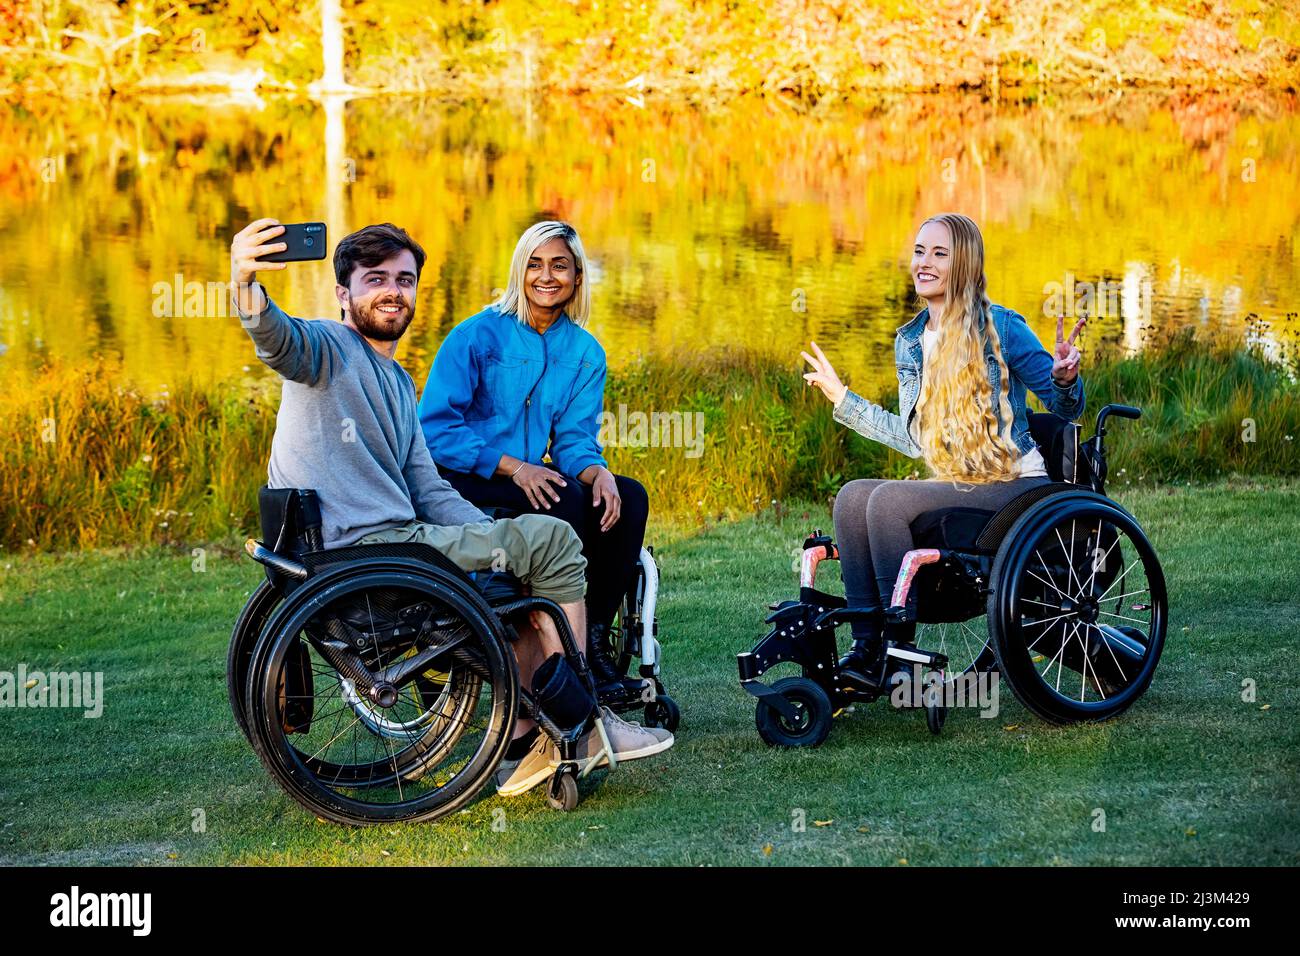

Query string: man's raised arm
[229,217,335,386]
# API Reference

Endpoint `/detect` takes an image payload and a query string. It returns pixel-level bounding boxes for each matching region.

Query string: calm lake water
[1,91,1296,398]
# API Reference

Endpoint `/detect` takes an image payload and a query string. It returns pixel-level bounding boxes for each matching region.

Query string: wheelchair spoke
[1096,609,1152,627]
[1023,596,1062,610]
[1023,609,1075,638]
[1042,624,1070,692]
[1095,557,1147,604]
[1097,585,1150,606]
[1056,523,1083,596]
[306,714,365,764]
[1087,622,1130,687]
[1084,519,1121,596]
[1075,624,1100,701]
[1029,554,1070,602]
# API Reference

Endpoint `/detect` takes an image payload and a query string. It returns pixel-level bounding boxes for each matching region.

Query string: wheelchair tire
[926,700,947,735]
[987,493,1167,724]
[228,578,282,743]
[755,677,833,748]
[244,559,518,825]
[547,769,580,812]
[645,694,680,733]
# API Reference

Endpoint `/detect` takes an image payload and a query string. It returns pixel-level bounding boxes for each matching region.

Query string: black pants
[443,466,650,630]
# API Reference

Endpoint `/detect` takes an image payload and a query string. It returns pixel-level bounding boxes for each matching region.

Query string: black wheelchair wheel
[644,694,680,732]
[987,494,1167,724]
[228,578,282,743]
[244,562,517,825]
[755,676,833,748]
[229,579,481,786]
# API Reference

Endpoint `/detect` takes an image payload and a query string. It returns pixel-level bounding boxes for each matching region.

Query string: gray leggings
[831,475,1051,639]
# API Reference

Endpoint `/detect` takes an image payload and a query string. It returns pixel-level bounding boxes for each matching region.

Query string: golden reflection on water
[0,91,1296,400]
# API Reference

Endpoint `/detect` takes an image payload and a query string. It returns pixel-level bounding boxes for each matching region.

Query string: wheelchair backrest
[258,486,323,558]
[1028,413,1093,485]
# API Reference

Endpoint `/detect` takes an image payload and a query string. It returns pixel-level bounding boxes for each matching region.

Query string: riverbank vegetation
[3,0,1297,101]
[3,326,1296,552]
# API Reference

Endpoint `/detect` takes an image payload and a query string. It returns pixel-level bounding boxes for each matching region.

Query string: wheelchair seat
[257,485,526,605]
[907,413,1087,554]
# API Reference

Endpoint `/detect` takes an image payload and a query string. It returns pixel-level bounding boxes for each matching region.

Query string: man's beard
[349,296,414,342]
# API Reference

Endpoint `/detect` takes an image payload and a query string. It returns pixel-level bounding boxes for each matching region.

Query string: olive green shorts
[357,513,587,604]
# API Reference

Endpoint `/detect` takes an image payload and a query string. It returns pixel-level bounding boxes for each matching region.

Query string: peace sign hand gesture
[1053,314,1086,385]
[801,341,847,407]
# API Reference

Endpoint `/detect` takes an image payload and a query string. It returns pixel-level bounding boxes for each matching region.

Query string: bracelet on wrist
[509,460,526,479]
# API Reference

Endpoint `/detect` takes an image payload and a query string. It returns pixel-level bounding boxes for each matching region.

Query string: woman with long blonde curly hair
[802,213,1086,683]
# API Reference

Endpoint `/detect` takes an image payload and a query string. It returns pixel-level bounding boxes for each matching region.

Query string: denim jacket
[832,303,1085,459]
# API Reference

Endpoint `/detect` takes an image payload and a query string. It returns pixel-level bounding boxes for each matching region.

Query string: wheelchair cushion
[302,542,525,606]
[908,481,1078,554]
[909,507,997,553]
[474,570,525,606]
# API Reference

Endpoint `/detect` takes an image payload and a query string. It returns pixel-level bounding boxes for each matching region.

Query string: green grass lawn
[1,478,1297,866]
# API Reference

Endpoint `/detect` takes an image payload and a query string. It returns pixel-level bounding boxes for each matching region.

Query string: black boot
[838,640,884,688]
[837,609,885,688]
[585,621,626,695]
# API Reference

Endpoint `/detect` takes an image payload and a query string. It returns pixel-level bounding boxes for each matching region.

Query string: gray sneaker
[571,706,673,771]
[495,733,556,797]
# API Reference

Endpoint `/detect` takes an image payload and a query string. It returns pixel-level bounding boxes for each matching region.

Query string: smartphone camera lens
[305,237,314,247]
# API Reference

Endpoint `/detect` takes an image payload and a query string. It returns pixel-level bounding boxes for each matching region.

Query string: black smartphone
[260,222,327,262]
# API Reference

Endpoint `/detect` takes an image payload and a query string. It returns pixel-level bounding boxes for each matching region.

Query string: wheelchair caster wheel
[926,701,947,735]
[547,769,579,812]
[645,695,680,732]
[755,676,833,748]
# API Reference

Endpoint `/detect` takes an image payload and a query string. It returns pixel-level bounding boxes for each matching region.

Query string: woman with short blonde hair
[420,220,653,738]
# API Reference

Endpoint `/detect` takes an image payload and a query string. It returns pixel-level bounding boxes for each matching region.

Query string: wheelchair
[227,489,626,825]
[737,404,1169,747]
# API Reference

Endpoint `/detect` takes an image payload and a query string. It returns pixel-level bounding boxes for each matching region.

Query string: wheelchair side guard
[883,548,989,623]
[886,548,943,620]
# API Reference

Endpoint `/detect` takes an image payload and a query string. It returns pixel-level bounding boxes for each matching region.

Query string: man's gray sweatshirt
[238,291,489,546]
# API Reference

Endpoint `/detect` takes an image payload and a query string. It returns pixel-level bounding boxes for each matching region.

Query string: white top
[909,323,1048,478]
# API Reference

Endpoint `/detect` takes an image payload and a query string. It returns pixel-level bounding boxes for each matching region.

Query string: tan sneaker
[495,732,556,797]
[569,706,673,771]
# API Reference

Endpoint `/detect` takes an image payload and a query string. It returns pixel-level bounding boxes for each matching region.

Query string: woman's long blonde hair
[912,213,1022,484]
[492,220,591,328]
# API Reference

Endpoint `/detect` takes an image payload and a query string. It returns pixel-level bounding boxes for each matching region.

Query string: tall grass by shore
[2,329,1297,553]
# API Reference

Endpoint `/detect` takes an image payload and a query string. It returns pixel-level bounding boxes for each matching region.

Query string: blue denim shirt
[832,303,1085,459]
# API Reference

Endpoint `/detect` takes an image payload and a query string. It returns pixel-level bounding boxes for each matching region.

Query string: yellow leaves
[762,843,773,856]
